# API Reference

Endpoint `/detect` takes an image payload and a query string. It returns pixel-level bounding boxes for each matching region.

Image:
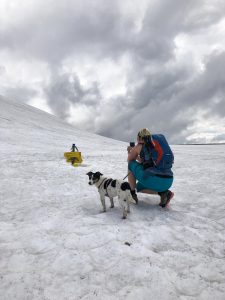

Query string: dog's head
[86,171,103,185]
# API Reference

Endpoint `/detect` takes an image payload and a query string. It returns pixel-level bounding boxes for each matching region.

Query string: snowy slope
[0,95,225,300]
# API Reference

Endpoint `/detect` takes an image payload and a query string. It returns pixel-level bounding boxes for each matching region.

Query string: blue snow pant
[128,161,173,193]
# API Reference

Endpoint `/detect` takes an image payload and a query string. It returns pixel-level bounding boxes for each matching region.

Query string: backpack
[140,134,174,177]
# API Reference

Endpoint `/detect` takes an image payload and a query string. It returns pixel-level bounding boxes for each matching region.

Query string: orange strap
[153,140,163,164]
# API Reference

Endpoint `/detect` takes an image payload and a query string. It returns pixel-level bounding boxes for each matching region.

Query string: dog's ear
[95,171,103,177]
[86,171,93,176]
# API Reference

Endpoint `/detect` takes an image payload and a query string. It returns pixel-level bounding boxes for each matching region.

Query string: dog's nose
[89,182,91,185]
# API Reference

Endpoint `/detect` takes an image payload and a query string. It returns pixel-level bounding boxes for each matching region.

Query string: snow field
[0,96,225,299]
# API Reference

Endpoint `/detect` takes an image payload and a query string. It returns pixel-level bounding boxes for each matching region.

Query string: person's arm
[127,144,141,162]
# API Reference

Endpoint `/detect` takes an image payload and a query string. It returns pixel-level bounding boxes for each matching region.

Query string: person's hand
[136,155,142,163]
[127,146,133,153]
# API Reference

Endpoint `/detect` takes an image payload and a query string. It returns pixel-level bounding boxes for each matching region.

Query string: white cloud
[29,96,53,114]
[62,54,131,99]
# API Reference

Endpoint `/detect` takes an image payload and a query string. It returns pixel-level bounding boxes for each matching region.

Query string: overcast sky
[1,0,225,144]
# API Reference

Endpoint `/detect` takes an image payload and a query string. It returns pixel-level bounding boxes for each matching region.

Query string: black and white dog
[86,171,135,219]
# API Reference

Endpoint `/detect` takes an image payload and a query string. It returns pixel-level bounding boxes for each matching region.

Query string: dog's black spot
[111,180,117,188]
[104,178,113,189]
[124,199,126,202]
[121,182,131,191]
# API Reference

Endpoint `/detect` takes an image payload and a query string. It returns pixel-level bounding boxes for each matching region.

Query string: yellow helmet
[137,128,151,139]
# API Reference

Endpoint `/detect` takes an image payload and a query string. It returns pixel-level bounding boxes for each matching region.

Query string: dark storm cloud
[124,51,225,143]
[127,0,225,63]
[45,72,102,119]
[1,0,223,63]
[176,51,225,115]
[0,0,123,62]
[99,50,225,144]
[129,66,191,109]
[1,0,225,143]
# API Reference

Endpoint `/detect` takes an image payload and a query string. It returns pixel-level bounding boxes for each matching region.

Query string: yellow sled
[64,151,83,167]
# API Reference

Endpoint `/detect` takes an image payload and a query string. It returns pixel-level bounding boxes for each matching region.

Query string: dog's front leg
[100,193,106,212]
[109,197,114,208]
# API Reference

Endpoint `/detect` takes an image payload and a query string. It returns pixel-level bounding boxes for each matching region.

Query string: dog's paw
[100,209,106,213]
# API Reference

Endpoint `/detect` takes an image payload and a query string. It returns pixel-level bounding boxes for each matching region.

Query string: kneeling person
[127,128,174,207]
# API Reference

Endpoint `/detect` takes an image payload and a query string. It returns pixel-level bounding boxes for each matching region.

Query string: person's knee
[136,182,146,192]
[128,171,135,179]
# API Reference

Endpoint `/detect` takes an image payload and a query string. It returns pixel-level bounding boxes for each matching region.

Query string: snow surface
[0,95,225,300]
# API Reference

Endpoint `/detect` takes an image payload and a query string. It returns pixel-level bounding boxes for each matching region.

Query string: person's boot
[158,190,174,207]
[158,191,167,207]
[131,190,138,204]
